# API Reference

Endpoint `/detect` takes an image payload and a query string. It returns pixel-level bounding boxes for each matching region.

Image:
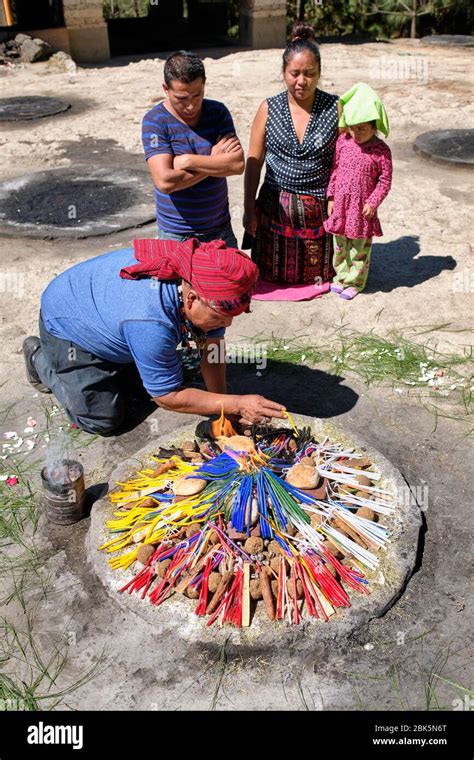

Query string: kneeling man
[23,239,285,435]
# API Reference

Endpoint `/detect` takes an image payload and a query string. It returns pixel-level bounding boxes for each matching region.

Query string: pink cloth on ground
[252,279,331,302]
[324,132,392,239]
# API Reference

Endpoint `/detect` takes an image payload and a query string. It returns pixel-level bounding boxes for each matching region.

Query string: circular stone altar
[0,96,71,122]
[0,167,156,238]
[414,129,474,166]
[87,416,422,651]
[420,35,474,48]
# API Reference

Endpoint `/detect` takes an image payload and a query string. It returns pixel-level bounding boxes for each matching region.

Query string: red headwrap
[120,238,259,317]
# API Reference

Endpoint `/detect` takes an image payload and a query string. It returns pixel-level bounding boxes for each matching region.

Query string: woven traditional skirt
[251,183,334,285]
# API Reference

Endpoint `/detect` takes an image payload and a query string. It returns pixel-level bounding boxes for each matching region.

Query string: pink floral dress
[324,132,392,239]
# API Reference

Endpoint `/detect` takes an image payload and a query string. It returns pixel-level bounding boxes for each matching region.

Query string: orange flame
[211,404,238,438]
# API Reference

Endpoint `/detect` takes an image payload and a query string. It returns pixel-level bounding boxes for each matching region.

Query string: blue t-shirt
[142,99,235,234]
[40,248,225,398]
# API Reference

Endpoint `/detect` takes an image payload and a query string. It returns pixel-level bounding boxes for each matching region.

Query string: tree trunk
[411,0,417,38]
[298,0,307,21]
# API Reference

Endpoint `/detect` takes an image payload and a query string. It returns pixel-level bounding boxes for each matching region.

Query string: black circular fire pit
[414,129,474,166]
[420,35,474,48]
[0,167,156,238]
[0,96,71,122]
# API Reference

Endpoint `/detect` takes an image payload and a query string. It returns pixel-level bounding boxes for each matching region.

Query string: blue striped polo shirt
[142,99,235,234]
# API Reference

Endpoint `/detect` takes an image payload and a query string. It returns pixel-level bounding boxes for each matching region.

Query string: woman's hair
[164,51,206,87]
[283,22,321,71]
[291,21,316,42]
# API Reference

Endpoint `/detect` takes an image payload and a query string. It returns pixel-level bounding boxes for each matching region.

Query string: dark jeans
[34,315,148,435]
[157,219,238,247]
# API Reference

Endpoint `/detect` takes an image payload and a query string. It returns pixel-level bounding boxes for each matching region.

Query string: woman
[244,24,339,291]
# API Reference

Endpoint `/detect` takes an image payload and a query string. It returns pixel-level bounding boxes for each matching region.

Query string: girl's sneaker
[340,287,360,300]
[330,283,344,294]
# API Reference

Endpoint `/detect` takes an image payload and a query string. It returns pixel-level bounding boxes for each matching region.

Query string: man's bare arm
[200,337,227,394]
[174,135,245,178]
[147,153,208,194]
[153,388,286,423]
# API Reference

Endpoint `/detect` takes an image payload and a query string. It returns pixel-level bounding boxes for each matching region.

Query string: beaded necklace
[177,283,207,373]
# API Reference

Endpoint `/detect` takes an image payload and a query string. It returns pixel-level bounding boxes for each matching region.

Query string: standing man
[143,50,243,246]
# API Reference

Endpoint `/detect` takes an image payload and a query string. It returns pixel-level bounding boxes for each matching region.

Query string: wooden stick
[175,554,209,594]
[3,0,14,26]
[242,563,251,627]
[151,459,178,477]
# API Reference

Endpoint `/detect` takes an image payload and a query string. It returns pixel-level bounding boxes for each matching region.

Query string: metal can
[41,459,85,525]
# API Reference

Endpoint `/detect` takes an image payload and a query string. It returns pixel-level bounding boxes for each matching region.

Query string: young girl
[324,82,392,300]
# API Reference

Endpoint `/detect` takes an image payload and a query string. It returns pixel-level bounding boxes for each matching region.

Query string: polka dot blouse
[264,89,339,199]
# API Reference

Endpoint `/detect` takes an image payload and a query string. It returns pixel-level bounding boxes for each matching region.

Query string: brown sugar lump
[172,474,207,497]
[249,579,263,600]
[217,435,256,454]
[356,506,376,521]
[181,440,198,452]
[285,462,319,490]
[267,540,284,556]
[286,578,304,599]
[298,456,314,467]
[208,572,222,593]
[244,536,264,555]
[270,557,281,573]
[156,558,172,578]
[137,544,156,565]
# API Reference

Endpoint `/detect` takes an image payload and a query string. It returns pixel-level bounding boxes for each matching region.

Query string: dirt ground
[0,39,472,713]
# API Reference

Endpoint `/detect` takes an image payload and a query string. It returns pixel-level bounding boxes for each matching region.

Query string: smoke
[43,431,80,484]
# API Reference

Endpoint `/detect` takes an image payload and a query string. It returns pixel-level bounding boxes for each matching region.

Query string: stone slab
[87,414,422,654]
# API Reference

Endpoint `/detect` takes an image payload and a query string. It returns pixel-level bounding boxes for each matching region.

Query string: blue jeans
[157,220,238,248]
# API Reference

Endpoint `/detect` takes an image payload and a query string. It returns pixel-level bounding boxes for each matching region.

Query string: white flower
[24,427,35,434]
[3,432,17,440]
[301,354,306,362]
[450,384,457,390]
[394,388,403,394]
[283,345,289,351]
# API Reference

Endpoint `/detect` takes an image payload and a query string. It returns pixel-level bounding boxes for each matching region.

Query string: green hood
[339,82,389,137]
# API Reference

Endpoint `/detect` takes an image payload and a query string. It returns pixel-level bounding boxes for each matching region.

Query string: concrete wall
[62,0,110,63]
[240,0,287,49]
[28,27,71,55]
